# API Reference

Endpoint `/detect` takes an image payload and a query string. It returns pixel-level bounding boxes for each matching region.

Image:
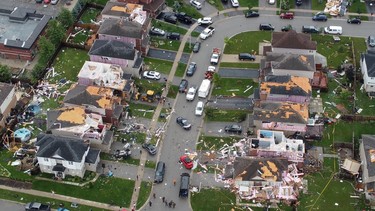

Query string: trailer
[198,79,211,98]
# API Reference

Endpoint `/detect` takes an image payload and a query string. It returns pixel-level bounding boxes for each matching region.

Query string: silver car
[368,35,375,47]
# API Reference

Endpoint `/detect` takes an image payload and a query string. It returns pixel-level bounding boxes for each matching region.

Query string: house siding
[361,58,375,93]
[37,157,86,178]
[0,87,17,128]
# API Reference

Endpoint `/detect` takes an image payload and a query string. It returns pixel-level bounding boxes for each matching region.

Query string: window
[44,158,49,162]
[68,161,73,165]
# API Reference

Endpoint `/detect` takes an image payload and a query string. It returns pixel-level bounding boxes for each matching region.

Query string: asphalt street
[0,199,24,211]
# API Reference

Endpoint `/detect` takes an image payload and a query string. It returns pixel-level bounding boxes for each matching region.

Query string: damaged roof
[47,107,87,129]
[262,75,312,96]
[63,84,114,109]
[89,39,135,60]
[230,157,288,181]
[272,30,317,50]
[253,102,308,124]
[266,52,315,72]
[102,2,141,18]
[361,51,375,77]
[98,19,143,39]
[36,133,89,162]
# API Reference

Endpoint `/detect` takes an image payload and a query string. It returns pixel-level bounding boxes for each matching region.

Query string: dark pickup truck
[25,202,51,211]
[176,12,193,24]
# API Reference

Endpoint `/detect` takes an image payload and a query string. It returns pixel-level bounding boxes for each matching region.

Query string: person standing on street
[149,201,152,207]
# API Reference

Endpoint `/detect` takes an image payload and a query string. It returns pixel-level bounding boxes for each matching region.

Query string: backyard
[211,78,258,97]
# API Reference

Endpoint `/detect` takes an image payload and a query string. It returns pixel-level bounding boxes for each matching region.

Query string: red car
[280,12,294,19]
[44,0,51,3]
[179,155,193,169]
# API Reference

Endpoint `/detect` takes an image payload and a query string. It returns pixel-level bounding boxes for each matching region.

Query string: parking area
[0,0,64,17]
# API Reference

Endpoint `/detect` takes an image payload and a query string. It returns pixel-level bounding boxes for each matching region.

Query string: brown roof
[261,76,311,96]
[254,102,308,124]
[272,30,317,50]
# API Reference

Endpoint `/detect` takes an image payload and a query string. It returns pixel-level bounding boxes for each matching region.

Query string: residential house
[224,157,300,202]
[359,134,375,204]
[271,30,317,55]
[0,7,50,61]
[262,52,316,79]
[0,83,17,128]
[360,51,375,95]
[249,130,305,164]
[98,18,149,55]
[253,102,308,134]
[35,133,100,179]
[88,39,142,77]
[47,106,114,153]
[254,75,312,106]
[113,0,165,17]
[77,61,135,100]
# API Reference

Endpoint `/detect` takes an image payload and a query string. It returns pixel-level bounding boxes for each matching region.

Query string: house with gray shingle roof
[98,18,150,54]
[0,82,17,128]
[360,50,375,95]
[271,30,317,55]
[359,134,375,204]
[36,133,100,179]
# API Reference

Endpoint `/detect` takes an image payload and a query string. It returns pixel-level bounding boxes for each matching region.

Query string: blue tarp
[14,128,31,142]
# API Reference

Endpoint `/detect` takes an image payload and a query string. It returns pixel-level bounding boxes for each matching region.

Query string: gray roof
[0,7,50,49]
[101,2,131,18]
[103,130,114,145]
[133,56,143,68]
[253,101,308,124]
[361,135,375,178]
[85,148,100,164]
[272,30,317,50]
[231,157,288,181]
[266,52,315,72]
[0,82,14,106]
[98,19,143,39]
[36,133,89,162]
[63,85,105,108]
[362,51,375,77]
[46,108,81,130]
[89,39,135,60]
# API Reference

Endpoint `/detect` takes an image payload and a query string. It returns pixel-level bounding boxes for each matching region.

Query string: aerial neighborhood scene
[1,0,375,210]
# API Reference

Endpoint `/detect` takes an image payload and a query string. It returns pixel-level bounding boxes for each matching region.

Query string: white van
[231,0,239,7]
[198,79,211,98]
[324,26,342,35]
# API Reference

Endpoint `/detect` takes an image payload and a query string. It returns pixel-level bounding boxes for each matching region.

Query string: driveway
[218,68,259,78]
[203,121,248,137]
[147,48,191,64]
[294,0,313,17]
[208,96,253,110]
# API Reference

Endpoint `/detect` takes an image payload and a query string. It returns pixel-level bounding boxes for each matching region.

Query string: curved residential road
[141,7,375,211]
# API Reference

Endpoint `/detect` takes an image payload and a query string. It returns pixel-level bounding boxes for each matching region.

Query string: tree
[57,8,74,28]
[0,65,11,82]
[31,62,46,82]
[38,36,55,62]
[46,20,65,47]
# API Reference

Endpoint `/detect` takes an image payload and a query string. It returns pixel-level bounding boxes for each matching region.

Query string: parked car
[193,42,201,53]
[224,124,242,134]
[195,101,204,116]
[36,0,43,3]
[296,0,302,6]
[149,27,165,36]
[142,71,161,80]
[302,25,320,34]
[347,17,361,24]
[238,53,255,61]
[281,24,295,32]
[179,173,190,198]
[186,87,197,101]
[154,161,165,183]
[268,0,275,4]
[312,13,327,21]
[259,23,275,31]
[25,202,51,211]
[280,12,294,19]
[368,35,375,47]
[142,143,157,155]
[166,32,180,40]
[178,79,188,93]
[164,14,177,24]
[176,117,192,130]
[51,0,59,4]
[179,155,193,169]
[190,0,202,9]
[231,0,239,7]
[176,12,193,24]
[197,17,212,25]
[186,62,197,76]
[324,26,342,35]
[244,10,259,18]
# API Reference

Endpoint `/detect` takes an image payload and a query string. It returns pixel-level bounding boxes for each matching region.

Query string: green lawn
[191,188,238,211]
[167,85,179,99]
[136,181,153,209]
[352,37,367,67]
[152,20,188,35]
[224,31,272,54]
[197,135,242,150]
[145,160,156,169]
[178,5,204,19]
[91,0,109,6]
[0,150,34,181]
[220,62,260,69]
[72,31,89,44]
[51,47,89,85]
[100,153,140,165]
[150,37,181,51]
[175,62,187,77]
[133,77,165,94]
[311,0,326,11]
[239,0,259,9]
[115,132,147,144]
[0,189,106,211]
[32,176,135,207]
[212,78,258,97]
[347,0,367,14]
[205,108,249,122]
[79,8,101,23]
[208,0,225,10]
[183,42,195,53]
[128,102,157,119]
[143,57,173,75]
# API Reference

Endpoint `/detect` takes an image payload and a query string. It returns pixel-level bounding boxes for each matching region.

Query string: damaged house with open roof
[46,106,113,153]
